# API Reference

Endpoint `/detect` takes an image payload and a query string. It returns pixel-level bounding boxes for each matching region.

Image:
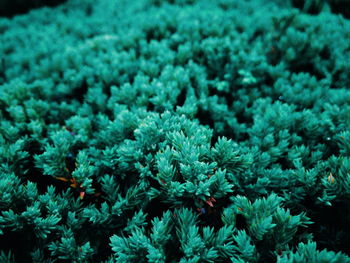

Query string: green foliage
[277,241,350,263]
[1,0,350,262]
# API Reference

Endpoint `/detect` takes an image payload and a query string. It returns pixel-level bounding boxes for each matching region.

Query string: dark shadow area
[0,0,67,18]
[292,0,350,18]
[289,61,325,80]
[0,231,32,262]
[297,198,350,255]
[328,0,350,19]
[292,0,325,14]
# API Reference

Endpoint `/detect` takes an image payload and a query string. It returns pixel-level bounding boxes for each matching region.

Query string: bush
[1,0,350,262]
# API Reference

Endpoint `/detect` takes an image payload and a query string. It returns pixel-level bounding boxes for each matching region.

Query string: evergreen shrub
[1,0,350,262]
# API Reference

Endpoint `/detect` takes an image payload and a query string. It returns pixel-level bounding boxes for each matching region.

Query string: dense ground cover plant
[1,0,350,262]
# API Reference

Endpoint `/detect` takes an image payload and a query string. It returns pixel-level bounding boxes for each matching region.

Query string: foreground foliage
[1,0,350,262]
